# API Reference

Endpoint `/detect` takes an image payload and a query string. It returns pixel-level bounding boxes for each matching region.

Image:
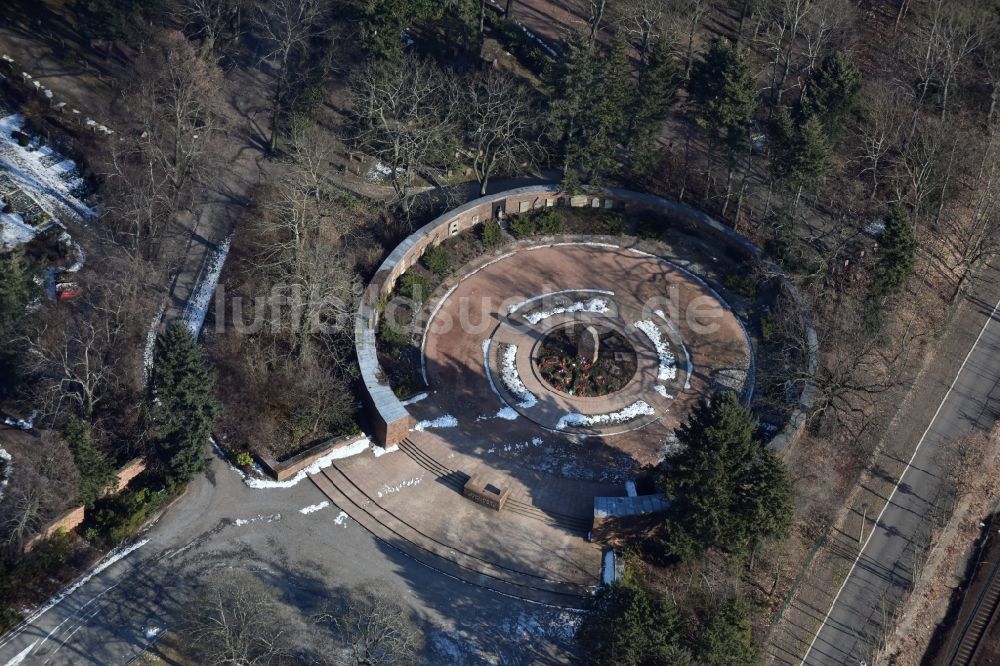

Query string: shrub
[509,214,536,238]
[636,216,663,240]
[236,451,253,467]
[397,271,432,302]
[535,209,565,235]
[378,317,410,352]
[724,273,757,299]
[482,219,503,247]
[594,212,626,235]
[422,244,451,276]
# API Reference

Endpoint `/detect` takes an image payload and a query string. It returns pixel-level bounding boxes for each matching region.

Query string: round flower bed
[534,324,636,397]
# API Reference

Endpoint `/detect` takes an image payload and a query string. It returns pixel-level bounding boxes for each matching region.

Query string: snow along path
[634,320,677,382]
[0,538,149,659]
[523,298,609,325]
[216,437,372,490]
[555,400,655,430]
[413,415,458,431]
[180,233,232,337]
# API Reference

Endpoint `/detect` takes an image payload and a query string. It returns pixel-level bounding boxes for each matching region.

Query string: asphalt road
[0,451,581,665]
[801,271,1000,665]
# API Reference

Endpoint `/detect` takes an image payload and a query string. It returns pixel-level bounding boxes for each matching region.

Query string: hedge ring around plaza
[355,185,817,450]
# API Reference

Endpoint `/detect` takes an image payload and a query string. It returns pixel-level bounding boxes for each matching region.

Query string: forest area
[0,0,998,662]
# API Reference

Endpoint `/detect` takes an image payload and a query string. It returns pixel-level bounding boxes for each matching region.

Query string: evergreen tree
[771,111,831,214]
[872,204,917,300]
[547,33,602,190]
[577,580,695,665]
[696,596,759,666]
[658,391,792,560]
[627,37,680,175]
[0,250,38,396]
[800,51,861,134]
[65,418,117,508]
[548,32,637,187]
[689,38,757,152]
[151,323,217,484]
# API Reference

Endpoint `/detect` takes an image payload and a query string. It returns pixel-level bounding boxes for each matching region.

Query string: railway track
[944,538,1000,665]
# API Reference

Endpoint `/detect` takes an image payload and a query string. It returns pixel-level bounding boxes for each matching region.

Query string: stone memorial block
[463,474,511,511]
[578,325,600,363]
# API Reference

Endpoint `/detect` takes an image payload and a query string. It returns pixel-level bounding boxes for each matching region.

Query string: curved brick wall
[356,185,817,450]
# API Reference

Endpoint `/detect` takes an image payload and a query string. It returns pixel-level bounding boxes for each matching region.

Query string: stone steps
[398,438,593,534]
[309,463,596,608]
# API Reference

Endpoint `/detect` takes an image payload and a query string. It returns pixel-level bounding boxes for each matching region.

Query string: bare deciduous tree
[176,0,246,57]
[317,587,422,666]
[614,0,667,63]
[465,72,540,196]
[184,570,290,665]
[351,56,457,214]
[255,0,331,154]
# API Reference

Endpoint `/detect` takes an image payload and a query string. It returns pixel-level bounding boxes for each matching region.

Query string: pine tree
[771,111,831,215]
[151,323,217,484]
[577,580,695,665]
[547,33,602,189]
[658,391,792,560]
[696,596,760,666]
[579,33,635,183]
[65,418,117,508]
[627,36,680,175]
[0,249,38,396]
[689,38,757,152]
[800,51,861,134]
[873,204,917,299]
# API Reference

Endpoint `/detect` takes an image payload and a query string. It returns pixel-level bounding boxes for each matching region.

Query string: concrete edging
[355,185,817,451]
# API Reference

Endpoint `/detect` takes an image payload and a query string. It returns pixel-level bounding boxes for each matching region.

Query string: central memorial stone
[577,325,600,363]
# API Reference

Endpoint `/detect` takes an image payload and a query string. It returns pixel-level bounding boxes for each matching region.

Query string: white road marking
[799,295,1000,664]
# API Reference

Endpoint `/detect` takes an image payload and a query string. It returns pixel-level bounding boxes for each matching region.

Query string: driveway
[0,449,582,665]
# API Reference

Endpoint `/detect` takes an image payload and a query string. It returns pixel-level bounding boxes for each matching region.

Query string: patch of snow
[400,392,429,406]
[143,626,161,640]
[377,475,423,498]
[0,113,95,224]
[16,540,148,630]
[499,344,537,408]
[57,231,85,272]
[240,437,371,489]
[0,208,36,250]
[494,406,519,420]
[3,640,38,665]
[653,384,673,399]
[556,400,654,430]
[413,415,457,431]
[602,550,616,585]
[372,443,399,457]
[487,436,544,455]
[634,320,677,381]
[654,309,692,390]
[865,220,885,237]
[523,298,609,325]
[181,233,232,337]
[364,161,402,183]
[515,22,559,58]
[234,513,281,526]
[3,410,36,431]
[333,511,349,527]
[142,300,167,382]
[299,501,329,515]
[0,448,11,501]
[400,31,415,47]
[507,289,613,315]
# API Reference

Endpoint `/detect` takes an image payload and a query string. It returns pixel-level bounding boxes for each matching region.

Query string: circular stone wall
[355,185,817,449]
